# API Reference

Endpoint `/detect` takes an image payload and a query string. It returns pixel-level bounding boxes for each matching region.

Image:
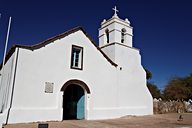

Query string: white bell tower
[99,6,140,68]
[99,6,133,48]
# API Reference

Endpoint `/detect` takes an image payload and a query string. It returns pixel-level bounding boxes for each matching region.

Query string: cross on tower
[113,6,119,16]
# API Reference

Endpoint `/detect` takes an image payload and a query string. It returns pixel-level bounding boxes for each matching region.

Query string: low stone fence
[153,99,192,114]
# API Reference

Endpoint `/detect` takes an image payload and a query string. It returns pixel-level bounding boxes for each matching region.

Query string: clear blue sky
[0,0,192,90]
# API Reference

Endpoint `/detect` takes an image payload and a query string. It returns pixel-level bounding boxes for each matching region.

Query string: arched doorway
[61,79,90,120]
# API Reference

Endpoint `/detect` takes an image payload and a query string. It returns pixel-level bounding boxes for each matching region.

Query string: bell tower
[99,6,133,48]
[99,6,140,68]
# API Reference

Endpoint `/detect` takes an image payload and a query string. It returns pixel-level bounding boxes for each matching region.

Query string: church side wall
[115,45,153,115]
[117,67,153,115]
[7,31,119,123]
[0,50,17,125]
[100,43,153,117]
[100,46,116,63]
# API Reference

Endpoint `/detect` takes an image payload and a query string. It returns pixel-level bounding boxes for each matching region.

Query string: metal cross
[113,6,119,15]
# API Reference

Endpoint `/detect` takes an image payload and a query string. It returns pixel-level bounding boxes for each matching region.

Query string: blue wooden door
[77,95,85,119]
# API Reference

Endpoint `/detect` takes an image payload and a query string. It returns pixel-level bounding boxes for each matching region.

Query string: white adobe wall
[7,30,118,123]
[94,44,153,119]
[101,44,140,68]
[5,30,152,124]
[0,52,15,112]
[0,50,18,126]
[116,63,153,116]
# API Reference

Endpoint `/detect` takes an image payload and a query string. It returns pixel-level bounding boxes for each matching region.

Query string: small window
[71,45,83,70]
[105,29,109,43]
[121,28,126,43]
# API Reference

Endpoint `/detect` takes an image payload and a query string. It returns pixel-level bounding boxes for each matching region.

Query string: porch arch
[61,79,90,120]
[61,79,90,94]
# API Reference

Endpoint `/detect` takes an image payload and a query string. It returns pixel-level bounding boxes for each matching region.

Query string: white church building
[0,7,153,126]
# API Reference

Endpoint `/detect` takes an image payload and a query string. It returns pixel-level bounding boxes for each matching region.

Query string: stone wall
[153,99,192,114]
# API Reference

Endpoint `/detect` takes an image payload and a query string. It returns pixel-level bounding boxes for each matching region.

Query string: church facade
[0,8,153,126]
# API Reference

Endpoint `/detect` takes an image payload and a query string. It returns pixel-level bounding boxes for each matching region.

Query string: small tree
[145,68,152,80]
[145,68,161,98]
[147,82,161,99]
[184,74,192,99]
[163,76,192,101]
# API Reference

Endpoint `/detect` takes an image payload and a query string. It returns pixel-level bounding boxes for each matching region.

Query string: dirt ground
[3,113,192,128]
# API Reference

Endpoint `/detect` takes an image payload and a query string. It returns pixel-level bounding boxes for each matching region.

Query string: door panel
[77,95,85,119]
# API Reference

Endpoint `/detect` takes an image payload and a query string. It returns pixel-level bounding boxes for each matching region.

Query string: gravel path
[4,113,192,128]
